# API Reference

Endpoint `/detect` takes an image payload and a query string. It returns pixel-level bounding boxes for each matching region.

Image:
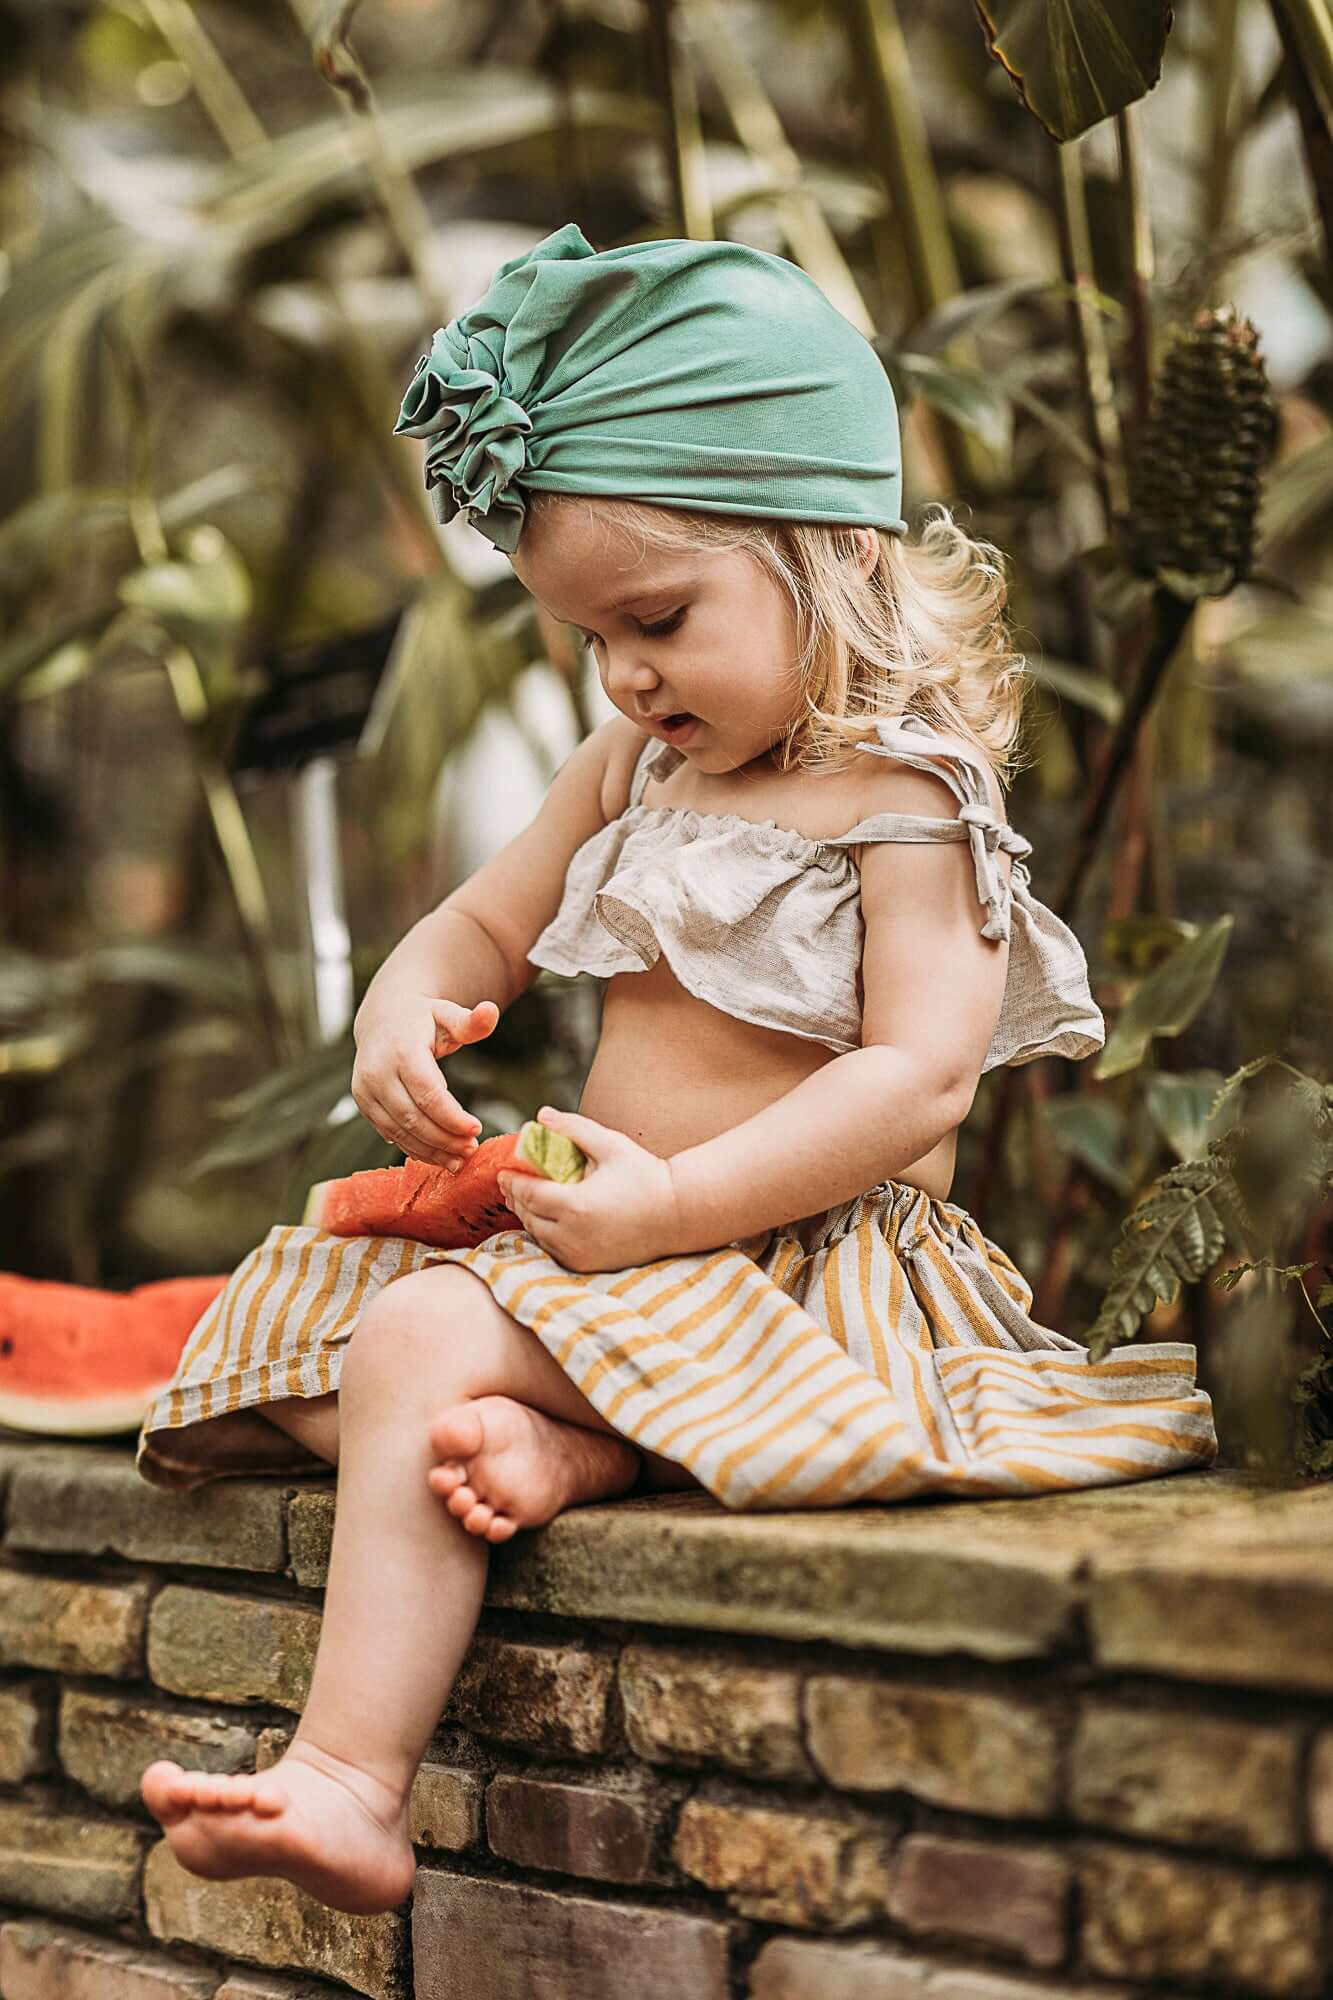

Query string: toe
[429,1462,465,1493]
[463,1501,495,1535]
[215,1776,256,1811]
[141,1760,191,1823]
[446,1483,478,1518]
[485,1514,518,1543]
[430,1402,484,1463]
[193,1775,229,1810]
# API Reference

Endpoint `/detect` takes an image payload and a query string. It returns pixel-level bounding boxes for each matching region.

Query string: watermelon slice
[304,1120,587,1250]
[0,1273,230,1438]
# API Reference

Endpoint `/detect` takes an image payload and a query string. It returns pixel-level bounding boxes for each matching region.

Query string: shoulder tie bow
[957,801,1033,942]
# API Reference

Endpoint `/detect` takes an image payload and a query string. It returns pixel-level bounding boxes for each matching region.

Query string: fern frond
[1207,1052,1278,1127]
[1084,1146,1243,1362]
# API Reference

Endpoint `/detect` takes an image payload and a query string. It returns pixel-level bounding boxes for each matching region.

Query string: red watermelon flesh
[0,1273,230,1437]
[305,1134,527,1249]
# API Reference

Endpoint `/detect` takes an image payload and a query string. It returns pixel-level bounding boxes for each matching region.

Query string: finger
[499,1171,564,1216]
[534,1106,623,1162]
[432,999,500,1056]
[396,1057,483,1140]
[362,1109,476,1171]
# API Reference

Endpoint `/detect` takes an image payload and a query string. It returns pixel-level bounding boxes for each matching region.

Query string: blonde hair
[535,493,1032,789]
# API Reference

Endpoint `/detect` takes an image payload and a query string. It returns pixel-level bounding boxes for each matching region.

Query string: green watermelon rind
[515,1121,587,1183]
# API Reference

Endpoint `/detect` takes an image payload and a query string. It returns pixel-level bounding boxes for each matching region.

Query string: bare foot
[140,1737,416,1914]
[427,1394,641,1540]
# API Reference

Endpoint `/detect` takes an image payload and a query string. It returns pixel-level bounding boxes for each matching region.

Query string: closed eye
[575,607,687,649]
[641,607,686,639]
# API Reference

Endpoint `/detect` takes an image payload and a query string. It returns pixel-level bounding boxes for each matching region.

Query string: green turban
[393,223,908,554]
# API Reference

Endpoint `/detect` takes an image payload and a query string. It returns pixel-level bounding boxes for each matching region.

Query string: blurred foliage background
[2,0,1331,1472]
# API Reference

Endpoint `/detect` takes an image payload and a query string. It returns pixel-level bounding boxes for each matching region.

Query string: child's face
[510,499,803,775]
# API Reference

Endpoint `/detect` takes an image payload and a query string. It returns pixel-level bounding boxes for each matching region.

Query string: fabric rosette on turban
[396,325,534,553]
[394,222,909,555]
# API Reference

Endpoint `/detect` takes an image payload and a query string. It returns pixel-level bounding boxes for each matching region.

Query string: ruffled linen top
[527,713,1105,1071]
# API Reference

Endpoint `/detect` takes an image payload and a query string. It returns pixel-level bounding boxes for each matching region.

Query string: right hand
[351,996,499,1169]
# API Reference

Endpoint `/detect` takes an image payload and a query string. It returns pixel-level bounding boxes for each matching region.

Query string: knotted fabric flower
[393,223,909,555]
[396,325,533,553]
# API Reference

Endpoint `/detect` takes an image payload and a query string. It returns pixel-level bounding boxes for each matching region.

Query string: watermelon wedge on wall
[0,1273,229,1438]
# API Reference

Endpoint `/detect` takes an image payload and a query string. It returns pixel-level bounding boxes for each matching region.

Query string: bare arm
[351,715,644,1163]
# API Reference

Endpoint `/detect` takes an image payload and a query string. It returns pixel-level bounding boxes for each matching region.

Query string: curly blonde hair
[537,493,1032,790]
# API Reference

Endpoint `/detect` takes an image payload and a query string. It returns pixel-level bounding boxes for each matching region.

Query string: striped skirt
[136,1178,1217,1507]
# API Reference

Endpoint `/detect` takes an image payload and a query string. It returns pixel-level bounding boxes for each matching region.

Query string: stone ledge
[4,1434,1333,1682]
[2,1443,286,1574]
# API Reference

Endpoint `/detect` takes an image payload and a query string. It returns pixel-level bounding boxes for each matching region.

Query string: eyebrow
[604,575,698,613]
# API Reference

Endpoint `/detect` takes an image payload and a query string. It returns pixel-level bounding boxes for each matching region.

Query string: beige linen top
[528,713,1105,1071]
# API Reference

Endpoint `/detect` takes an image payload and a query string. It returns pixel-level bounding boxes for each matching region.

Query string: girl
[137,225,1217,1913]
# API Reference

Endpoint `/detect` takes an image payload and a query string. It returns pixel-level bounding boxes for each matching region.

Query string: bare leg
[140,1266,641,1911]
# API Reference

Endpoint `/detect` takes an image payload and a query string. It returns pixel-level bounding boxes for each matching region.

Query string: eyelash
[580,608,686,649]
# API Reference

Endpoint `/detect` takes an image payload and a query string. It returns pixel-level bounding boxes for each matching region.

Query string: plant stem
[299,0,449,327]
[1051,132,1124,530]
[681,0,871,332]
[1269,0,1333,290]
[648,0,714,239]
[1054,588,1195,924]
[1297,1271,1332,1340]
[845,0,997,499]
[141,0,269,156]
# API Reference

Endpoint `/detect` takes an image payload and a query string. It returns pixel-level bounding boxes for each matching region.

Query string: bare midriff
[576,953,958,1206]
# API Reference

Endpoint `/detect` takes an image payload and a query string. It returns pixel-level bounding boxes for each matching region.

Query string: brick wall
[1,1437,1331,2000]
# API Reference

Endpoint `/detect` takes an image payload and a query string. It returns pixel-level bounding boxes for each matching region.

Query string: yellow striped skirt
[136,1179,1217,1506]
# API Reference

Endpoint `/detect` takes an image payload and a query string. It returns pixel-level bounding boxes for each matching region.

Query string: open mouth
[659,712,697,736]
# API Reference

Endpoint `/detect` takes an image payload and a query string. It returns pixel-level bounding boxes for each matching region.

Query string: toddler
[137,224,1217,1913]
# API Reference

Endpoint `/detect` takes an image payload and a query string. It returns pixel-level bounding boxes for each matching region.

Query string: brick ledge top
[3,1436,1332,1688]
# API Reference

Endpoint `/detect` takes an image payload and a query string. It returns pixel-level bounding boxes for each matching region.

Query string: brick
[409,1761,485,1852]
[0,1915,219,2000]
[5,1446,286,1572]
[1311,1731,1333,1861]
[144,1842,405,2000]
[0,1678,53,1782]
[0,1566,150,1677]
[286,1491,336,1589]
[886,1833,1070,1970]
[747,1941,1133,2000]
[59,1689,259,1809]
[748,1937,934,1998]
[255,1728,484,1854]
[619,1643,812,1779]
[148,1587,321,1712]
[926,1975,1136,2000]
[805,1676,1059,1818]
[412,1869,731,2000]
[486,1773,663,1883]
[1079,1841,1324,1997]
[674,1794,893,1929]
[0,1801,149,1922]
[215,1978,351,2000]
[1071,1701,1303,1856]
[445,1634,614,1755]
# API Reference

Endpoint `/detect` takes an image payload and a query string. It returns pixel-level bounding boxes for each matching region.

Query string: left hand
[497,1108,686,1272]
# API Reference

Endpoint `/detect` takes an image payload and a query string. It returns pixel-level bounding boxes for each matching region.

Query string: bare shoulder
[598,713,654,820]
[851,734,1007,836]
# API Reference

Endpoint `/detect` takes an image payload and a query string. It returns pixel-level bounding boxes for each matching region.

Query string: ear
[852,527,880,577]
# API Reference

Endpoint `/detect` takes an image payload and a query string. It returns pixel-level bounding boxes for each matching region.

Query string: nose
[599,642,661,712]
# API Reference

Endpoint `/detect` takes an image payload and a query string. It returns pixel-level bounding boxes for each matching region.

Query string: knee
[343,1268,482,1386]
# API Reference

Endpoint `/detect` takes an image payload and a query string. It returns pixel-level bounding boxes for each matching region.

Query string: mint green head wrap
[394,223,908,555]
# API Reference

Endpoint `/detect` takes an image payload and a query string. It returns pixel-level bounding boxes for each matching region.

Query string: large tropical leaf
[973,0,1174,144]
[1095,916,1234,1081]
